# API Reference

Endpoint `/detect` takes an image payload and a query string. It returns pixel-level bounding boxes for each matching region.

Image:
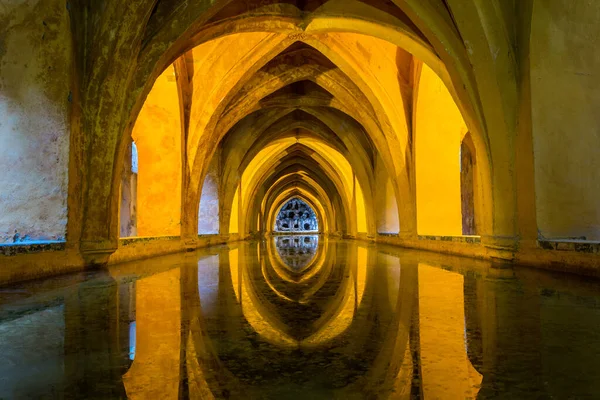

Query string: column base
[80,239,118,265]
[481,235,519,263]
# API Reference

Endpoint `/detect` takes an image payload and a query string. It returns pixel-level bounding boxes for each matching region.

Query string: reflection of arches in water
[274,198,319,232]
[225,241,369,348]
[114,244,493,398]
[265,236,332,306]
[215,242,424,397]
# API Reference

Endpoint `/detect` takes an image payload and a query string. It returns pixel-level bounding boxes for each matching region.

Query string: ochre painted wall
[415,64,467,236]
[531,0,600,240]
[132,66,182,237]
[355,177,368,234]
[0,0,71,243]
[229,188,240,234]
[375,156,400,234]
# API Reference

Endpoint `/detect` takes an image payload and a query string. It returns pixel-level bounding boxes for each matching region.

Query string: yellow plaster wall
[415,64,467,236]
[375,157,400,234]
[530,1,600,240]
[325,33,410,155]
[229,188,240,234]
[355,177,368,234]
[187,33,277,166]
[300,139,355,204]
[132,66,182,237]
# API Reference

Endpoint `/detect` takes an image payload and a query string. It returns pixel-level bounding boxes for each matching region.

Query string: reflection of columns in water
[63,276,129,398]
[185,250,242,398]
[464,272,484,374]
[356,255,420,398]
[478,267,546,398]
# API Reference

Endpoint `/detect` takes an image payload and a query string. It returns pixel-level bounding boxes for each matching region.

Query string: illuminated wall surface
[0,1,600,278]
[415,64,467,236]
[131,65,182,237]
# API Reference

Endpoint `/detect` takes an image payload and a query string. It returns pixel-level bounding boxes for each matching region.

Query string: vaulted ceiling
[71,0,518,249]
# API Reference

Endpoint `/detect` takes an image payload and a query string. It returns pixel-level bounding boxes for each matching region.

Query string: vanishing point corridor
[2,1,600,398]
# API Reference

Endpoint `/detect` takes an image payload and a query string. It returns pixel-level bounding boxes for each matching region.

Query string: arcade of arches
[2,0,600,284]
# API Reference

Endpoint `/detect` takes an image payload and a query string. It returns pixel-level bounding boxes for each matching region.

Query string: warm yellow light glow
[416,64,467,236]
[241,138,296,205]
[355,177,368,233]
[266,238,330,291]
[132,65,182,237]
[229,188,240,234]
[187,32,278,167]
[240,253,298,348]
[234,243,369,349]
[241,284,298,348]
[381,253,401,310]
[376,162,400,234]
[302,280,355,347]
[237,134,372,236]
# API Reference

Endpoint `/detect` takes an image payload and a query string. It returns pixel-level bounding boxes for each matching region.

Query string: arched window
[274,198,318,232]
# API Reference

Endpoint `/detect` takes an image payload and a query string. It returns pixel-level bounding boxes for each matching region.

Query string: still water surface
[1,236,600,399]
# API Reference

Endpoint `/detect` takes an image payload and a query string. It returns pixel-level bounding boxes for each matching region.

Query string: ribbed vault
[67,0,523,261]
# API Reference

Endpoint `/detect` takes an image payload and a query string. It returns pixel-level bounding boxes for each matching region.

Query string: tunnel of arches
[104,0,506,250]
[7,0,595,271]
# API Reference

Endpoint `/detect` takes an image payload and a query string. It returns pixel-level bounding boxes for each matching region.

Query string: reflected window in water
[129,321,136,361]
[274,235,319,270]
